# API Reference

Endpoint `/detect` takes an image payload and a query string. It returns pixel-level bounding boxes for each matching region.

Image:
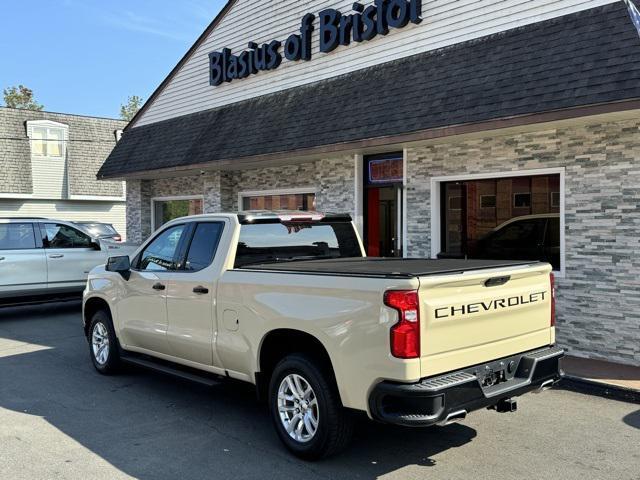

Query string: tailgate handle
[485,275,511,287]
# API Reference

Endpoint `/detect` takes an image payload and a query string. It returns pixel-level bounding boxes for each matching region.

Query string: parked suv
[472,214,560,271]
[0,218,136,306]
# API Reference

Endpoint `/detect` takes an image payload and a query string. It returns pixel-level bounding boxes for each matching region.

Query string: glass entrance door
[363,153,404,258]
[365,186,402,257]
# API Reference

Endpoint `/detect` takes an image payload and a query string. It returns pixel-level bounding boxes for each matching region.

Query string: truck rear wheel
[88,309,121,374]
[268,354,354,460]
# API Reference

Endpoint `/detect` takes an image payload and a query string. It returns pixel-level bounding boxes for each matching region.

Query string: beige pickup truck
[82,211,563,459]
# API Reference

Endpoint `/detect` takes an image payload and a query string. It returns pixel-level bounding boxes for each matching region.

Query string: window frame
[150,195,204,232]
[26,120,68,159]
[238,187,317,212]
[429,168,565,277]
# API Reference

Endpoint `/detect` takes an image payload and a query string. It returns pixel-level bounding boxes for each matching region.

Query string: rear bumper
[369,345,564,426]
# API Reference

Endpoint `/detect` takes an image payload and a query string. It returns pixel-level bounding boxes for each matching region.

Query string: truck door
[117,224,187,355]
[165,221,225,366]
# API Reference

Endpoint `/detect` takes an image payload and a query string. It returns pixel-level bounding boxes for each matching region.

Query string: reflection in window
[44,224,92,248]
[241,192,316,211]
[235,222,361,267]
[440,174,561,270]
[139,225,185,271]
[31,126,64,157]
[184,223,223,271]
[0,223,36,249]
[513,192,532,208]
[153,198,203,230]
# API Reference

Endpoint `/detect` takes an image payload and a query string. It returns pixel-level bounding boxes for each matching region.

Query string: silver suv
[0,218,136,306]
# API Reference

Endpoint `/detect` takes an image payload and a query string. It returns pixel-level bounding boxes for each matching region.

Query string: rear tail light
[113,235,122,242]
[550,273,556,327]
[384,290,420,359]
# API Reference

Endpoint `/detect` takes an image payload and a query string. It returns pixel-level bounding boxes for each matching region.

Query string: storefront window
[439,173,561,270]
[241,192,316,211]
[153,197,203,230]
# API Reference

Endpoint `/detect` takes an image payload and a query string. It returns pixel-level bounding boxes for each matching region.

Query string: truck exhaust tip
[437,409,467,426]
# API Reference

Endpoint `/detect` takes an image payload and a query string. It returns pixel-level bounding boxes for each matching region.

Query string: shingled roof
[99,2,640,179]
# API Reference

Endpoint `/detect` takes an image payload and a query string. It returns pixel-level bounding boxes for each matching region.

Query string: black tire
[88,309,121,374]
[268,354,354,460]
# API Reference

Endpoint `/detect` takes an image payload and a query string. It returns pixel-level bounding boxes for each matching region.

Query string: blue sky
[0,0,226,119]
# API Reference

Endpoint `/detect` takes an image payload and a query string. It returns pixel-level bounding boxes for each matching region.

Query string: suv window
[43,223,93,248]
[184,222,224,271]
[138,224,185,271]
[0,223,36,250]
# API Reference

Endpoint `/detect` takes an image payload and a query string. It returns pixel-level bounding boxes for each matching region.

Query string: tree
[120,95,143,121]
[3,85,44,110]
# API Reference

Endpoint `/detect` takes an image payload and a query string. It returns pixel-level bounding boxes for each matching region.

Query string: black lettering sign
[208,0,422,86]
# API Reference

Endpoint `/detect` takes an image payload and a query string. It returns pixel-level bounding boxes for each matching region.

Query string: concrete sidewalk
[561,355,640,403]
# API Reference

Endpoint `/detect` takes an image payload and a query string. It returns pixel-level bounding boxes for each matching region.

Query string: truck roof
[238,257,539,279]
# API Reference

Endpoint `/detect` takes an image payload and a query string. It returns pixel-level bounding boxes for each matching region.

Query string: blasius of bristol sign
[209,0,423,86]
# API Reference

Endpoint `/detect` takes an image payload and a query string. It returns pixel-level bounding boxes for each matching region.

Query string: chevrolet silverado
[82,211,563,459]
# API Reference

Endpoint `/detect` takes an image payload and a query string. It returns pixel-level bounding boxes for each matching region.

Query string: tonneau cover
[238,258,538,278]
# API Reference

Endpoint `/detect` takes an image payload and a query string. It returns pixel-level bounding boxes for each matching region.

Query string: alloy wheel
[277,373,319,443]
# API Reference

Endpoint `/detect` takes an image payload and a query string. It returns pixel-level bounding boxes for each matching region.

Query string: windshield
[235,222,362,267]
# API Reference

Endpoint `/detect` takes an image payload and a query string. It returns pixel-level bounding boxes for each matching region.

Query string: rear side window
[0,223,36,249]
[184,222,224,271]
[43,223,93,248]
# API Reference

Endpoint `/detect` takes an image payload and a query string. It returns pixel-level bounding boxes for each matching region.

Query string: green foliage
[120,95,144,121]
[3,85,44,110]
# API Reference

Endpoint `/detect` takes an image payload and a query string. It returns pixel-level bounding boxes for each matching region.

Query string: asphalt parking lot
[0,302,639,480]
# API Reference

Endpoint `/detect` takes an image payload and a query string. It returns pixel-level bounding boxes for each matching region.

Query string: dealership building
[99,0,640,366]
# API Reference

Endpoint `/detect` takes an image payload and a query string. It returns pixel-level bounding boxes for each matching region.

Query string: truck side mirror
[106,255,131,280]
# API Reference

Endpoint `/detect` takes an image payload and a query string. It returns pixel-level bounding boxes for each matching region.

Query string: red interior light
[384,290,420,359]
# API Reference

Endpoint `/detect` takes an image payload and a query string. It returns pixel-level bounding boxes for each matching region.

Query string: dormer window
[26,120,68,158]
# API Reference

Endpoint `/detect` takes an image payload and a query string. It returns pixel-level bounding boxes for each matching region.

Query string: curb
[558,375,640,405]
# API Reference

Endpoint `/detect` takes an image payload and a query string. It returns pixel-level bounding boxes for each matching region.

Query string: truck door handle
[193,286,209,294]
[152,283,166,291]
[49,254,64,259]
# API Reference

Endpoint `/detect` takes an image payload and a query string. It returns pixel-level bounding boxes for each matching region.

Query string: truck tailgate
[418,263,554,377]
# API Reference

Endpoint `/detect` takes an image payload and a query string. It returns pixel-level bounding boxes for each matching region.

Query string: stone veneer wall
[125,155,355,243]
[125,118,639,365]
[406,117,640,365]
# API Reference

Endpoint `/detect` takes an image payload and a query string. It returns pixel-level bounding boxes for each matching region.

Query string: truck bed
[237,258,537,278]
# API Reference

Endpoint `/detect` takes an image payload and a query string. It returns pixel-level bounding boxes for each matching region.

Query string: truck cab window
[184,222,224,271]
[235,222,362,267]
[138,224,185,271]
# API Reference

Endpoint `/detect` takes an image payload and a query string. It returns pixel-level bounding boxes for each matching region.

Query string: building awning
[98,2,640,180]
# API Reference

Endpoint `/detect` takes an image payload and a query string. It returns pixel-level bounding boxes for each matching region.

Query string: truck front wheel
[88,309,121,374]
[268,354,354,460]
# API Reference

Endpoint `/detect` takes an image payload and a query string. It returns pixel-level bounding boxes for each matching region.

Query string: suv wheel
[268,354,354,460]
[89,310,120,374]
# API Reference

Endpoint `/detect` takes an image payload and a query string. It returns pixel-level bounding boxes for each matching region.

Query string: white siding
[135,0,617,127]
[0,200,127,241]
[31,157,67,199]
